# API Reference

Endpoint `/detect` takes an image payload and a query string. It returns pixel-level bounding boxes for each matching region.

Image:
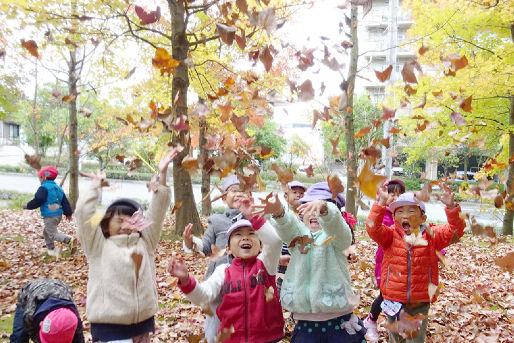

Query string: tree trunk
[67,48,79,209]
[32,60,39,156]
[502,94,514,235]
[343,4,359,217]
[169,0,202,235]
[199,118,211,216]
[463,150,468,181]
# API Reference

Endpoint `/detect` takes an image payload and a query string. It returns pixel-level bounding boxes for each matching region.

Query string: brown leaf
[271,163,294,186]
[231,114,249,137]
[135,5,161,25]
[329,136,341,156]
[401,60,421,84]
[216,23,236,45]
[213,152,237,177]
[186,333,206,343]
[360,145,382,166]
[375,65,392,82]
[259,45,273,72]
[288,235,314,254]
[131,252,143,283]
[418,44,429,55]
[298,80,315,101]
[376,137,390,149]
[327,174,344,199]
[24,154,41,170]
[182,156,199,176]
[494,252,514,272]
[61,94,76,103]
[21,39,39,58]
[404,84,417,96]
[217,102,233,122]
[381,106,396,120]
[354,126,371,138]
[305,164,314,177]
[459,96,473,112]
[432,90,443,98]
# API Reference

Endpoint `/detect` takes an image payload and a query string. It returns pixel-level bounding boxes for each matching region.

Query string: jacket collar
[231,256,258,268]
[108,232,140,247]
[394,222,427,237]
[225,208,241,218]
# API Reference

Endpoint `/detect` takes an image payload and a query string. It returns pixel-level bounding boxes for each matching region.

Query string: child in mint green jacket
[268,182,366,343]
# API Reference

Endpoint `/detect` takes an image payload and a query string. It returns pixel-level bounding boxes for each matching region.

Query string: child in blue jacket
[23,166,74,256]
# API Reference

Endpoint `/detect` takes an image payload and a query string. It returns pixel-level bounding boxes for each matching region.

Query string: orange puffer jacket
[366,203,466,304]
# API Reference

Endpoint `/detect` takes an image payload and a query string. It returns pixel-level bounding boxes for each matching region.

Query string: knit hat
[287,181,306,191]
[389,192,426,213]
[106,198,142,212]
[221,174,241,192]
[299,181,345,208]
[226,219,253,245]
[39,308,78,343]
[38,166,59,179]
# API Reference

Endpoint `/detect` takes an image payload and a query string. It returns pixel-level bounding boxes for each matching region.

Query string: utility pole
[382,0,398,178]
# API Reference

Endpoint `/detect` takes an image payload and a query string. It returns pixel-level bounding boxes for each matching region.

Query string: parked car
[455,170,475,180]
[392,167,405,176]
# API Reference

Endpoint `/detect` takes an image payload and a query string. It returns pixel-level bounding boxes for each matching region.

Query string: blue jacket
[25,180,72,217]
[272,202,356,316]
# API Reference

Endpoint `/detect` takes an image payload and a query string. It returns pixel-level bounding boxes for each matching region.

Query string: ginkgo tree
[397,0,514,234]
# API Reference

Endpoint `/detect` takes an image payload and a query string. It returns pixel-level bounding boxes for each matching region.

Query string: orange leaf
[357,161,387,199]
[459,95,473,112]
[271,163,294,186]
[152,48,179,75]
[217,102,233,122]
[61,94,76,103]
[313,236,335,247]
[305,164,314,177]
[171,202,182,214]
[432,90,443,98]
[182,156,199,175]
[327,174,344,199]
[401,60,421,84]
[374,65,392,82]
[354,126,371,138]
[288,235,314,254]
[494,252,514,272]
[404,84,417,96]
[418,44,429,55]
[388,127,401,135]
[21,39,39,58]
[381,106,396,120]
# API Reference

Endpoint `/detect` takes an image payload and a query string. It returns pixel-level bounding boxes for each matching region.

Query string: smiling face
[108,212,132,237]
[223,184,244,208]
[227,226,262,259]
[394,205,427,235]
[285,187,305,210]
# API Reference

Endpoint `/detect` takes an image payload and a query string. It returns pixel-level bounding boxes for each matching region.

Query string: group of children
[14,156,467,343]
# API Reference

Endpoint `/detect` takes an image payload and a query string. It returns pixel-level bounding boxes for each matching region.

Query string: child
[276,181,307,293]
[23,166,74,257]
[169,194,284,343]
[75,150,176,343]
[363,179,405,341]
[366,183,466,342]
[182,174,245,342]
[268,181,367,342]
[10,278,85,343]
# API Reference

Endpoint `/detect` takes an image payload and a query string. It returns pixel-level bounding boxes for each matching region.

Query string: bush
[0,165,28,174]
[397,177,421,191]
[0,190,33,209]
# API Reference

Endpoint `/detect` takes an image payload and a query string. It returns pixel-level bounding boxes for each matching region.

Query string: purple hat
[226,219,252,244]
[287,181,306,191]
[299,181,345,208]
[221,174,241,192]
[389,192,426,213]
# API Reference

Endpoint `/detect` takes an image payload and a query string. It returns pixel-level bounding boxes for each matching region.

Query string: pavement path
[0,173,504,228]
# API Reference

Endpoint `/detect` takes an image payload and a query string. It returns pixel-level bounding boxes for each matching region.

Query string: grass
[0,314,13,337]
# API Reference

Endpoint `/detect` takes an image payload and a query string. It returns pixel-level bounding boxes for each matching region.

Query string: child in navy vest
[169,194,285,343]
[23,166,74,257]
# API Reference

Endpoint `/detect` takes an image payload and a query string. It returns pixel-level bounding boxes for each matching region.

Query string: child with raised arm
[267,181,367,343]
[363,178,405,341]
[366,183,466,343]
[75,150,177,343]
[169,194,284,343]
[182,174,244,342]
[23,166,74,257]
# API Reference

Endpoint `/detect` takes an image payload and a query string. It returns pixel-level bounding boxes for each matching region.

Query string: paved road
[0,173,503,228]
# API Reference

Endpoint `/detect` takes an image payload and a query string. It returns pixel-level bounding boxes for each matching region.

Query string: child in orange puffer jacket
[366,183,465,343]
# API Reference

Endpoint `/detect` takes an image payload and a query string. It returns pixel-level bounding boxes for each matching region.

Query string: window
[8,124,19,140]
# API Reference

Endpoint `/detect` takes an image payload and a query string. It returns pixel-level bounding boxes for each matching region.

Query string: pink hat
[39,308,78,343]
[389,192,426,214]
[38,166,59,179]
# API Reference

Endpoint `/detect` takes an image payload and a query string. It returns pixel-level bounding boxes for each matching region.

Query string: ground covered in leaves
[0,209,512,342]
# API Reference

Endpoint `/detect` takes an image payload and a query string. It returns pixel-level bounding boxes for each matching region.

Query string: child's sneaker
[363,314,379,342]
[68,237,77,254]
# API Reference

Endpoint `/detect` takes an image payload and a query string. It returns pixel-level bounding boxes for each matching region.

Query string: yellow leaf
[87,212,104,227]
[357,161,387,199]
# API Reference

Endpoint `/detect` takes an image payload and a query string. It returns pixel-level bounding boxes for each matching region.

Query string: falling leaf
[217,23,236,45]
[298,80,315,101]
[375,65,392,82]
[389,127,401,135]
[376,137,390,148]
[354,126,371,138]
[450,111,467,126]
[360,145,382,166]
[494,252,514,272]
[152,48,180,75]
[327,174,344,199]
[381,106,396,120]
[182,156,199,176]
[61,94,76,103]
[428,282,444,302]
[288,235,314,254]
[86,212,104,227]
[209,244,226,263]
[21,39,39,58]
[186,333,206,343]
[121,209,153,233]
[264,285,274,302]
[231,114,249,137]
[415,182,434,202]
[459,95,473,112]
[171,202,182,214]
[271,163,294,185]
[135,5,161,25]
[79,108,92,117]
[173,115,190,132]
[313,236,335,247]
[418,44,429,55]
[357,161,387,199]
[259,45,273,72]
[432,90,443,98]
[131,252,143,283]
[24,154,41,170]
[256,7,277,34]
[401,60,421,84]
[329,137,341,156]
[404,84,417,96]
[405,231,428,246]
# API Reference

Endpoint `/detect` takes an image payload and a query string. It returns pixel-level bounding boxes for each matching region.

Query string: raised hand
[233,193,254,218]
[297,200,327,219]
[254,193,283,218]
[377,183,395,206]
[435,182,456,209]
[80,170,109,187]
[158,147,180,186]
[182,223,194,250]
[168,256,189,285]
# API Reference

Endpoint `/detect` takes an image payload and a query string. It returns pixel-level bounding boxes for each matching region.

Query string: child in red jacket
[366,183,466,342]
[168,194,284,343]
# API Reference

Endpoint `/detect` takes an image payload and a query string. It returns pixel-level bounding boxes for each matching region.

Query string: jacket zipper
[385,265,390,287]
[406,243,412,303]
[243,259,248,342]
[306,233,313,312]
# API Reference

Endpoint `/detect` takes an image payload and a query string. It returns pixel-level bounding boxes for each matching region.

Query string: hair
[387,182,404,194]
[325,198,343,210]
[99,204,138,238]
